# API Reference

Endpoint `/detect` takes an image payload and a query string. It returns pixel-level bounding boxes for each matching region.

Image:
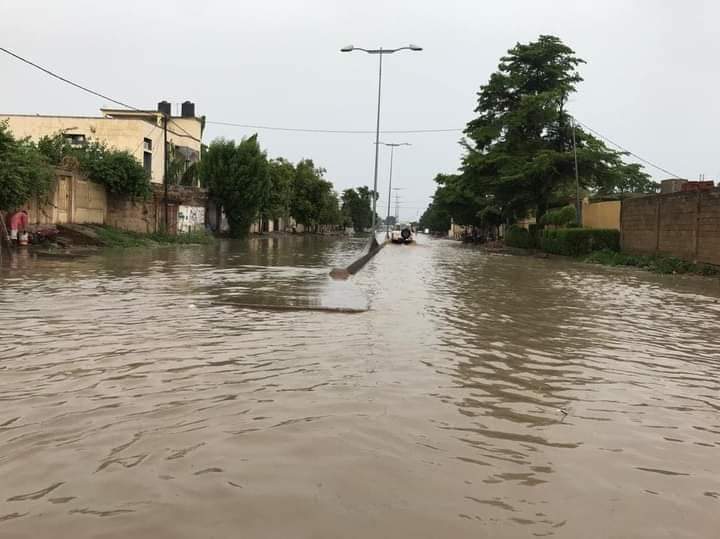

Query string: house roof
[1,113,106,120]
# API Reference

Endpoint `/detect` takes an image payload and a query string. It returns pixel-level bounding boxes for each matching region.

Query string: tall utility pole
[571,117,581,226]
[379,142,411,238]
[392,188,403,222]
[163,112,169,232]
[340,44,422,246]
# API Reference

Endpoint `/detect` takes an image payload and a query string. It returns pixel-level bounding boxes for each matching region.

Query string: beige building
[2,101,203,185]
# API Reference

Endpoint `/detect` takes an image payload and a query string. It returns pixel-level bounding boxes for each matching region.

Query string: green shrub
[505,224,534,249]
[92,225,213,248]
[0,121,54,211]
[585,249,720,276]
[541,205,577,227]
[37,134,151,200]
[540,228,619,256]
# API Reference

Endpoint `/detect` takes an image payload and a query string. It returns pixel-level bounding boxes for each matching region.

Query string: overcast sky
[2,0,719,221]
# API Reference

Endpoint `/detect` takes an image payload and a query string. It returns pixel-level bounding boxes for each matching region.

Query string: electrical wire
[1,46,202,144]
[130,123,159,156]
[205,120,461,135]
[2,45,683,176]
[169,118,202,143]
[0,46,141,111]
[572,117,681,178]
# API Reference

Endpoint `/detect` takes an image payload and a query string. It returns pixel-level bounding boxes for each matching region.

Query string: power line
[1,46,683,177]
[130,123,158,156]
[572,117,681,178]
[1,46,202,144]
[0,46,140,111]
[169,118,202,143]
[208,118,682,177]
[206,120,461,135]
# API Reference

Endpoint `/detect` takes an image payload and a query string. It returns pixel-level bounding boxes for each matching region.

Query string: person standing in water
[8,209,29,245]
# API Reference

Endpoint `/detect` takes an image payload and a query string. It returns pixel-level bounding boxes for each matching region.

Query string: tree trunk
[536,202,548,230]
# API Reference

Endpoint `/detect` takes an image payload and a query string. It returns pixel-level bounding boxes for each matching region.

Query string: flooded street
[1,235,720,538]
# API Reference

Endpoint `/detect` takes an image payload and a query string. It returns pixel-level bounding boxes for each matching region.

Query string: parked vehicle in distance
[390,223,415,244]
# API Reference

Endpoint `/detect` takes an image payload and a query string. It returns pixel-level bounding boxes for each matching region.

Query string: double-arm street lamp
[378,142,411,238]
[340,44,422,244]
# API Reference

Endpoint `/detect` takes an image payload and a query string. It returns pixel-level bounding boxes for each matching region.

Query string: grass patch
[585,249,720,276]
[92,226,214,248]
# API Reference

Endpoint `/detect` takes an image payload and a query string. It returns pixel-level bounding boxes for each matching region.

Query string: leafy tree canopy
[0,121,55,212]
[341,186,377,232]
[201,135,270,237]
[265,158,295,220]
[290,159,342,229]
[37,133,151,199]
[424,35,655,229]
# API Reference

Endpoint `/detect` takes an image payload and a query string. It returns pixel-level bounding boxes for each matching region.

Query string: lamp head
[340,45,354,52]
[408,44,423,51]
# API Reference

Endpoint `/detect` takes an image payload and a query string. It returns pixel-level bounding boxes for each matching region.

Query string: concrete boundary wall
[106,184,208,234]
[24,168,208,234]
[621,190,720,265]
[27,168,107,226]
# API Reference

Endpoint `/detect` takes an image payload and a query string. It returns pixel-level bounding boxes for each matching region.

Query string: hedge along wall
[621,190,720,265]
[540,229,620,256]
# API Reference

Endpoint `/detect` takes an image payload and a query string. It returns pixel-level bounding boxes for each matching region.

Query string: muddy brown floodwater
[1,235,720,538]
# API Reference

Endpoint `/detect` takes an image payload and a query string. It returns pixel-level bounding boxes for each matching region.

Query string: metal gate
[54,176,71,223]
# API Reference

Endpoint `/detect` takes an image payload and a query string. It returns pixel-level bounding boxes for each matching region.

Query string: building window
[143,138,152,151]
[143,151,152,175]
[63,133,86,146]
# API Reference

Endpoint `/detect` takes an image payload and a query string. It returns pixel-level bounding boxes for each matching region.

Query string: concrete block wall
[620,196,659,254]
[657,194,697,259]
[106,195,157,234]
[106,185,208,234]
[26,169,106,227]
[621,190,720,266]
[697,191,720,264]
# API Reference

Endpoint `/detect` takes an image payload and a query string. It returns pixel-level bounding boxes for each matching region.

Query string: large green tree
[419,201,450,233]
[459,35,651,224]
[290,159,341,230]
[201,135,270,237]
[0,121,54,212]
[265,158,295,221]
[341,186,376,232]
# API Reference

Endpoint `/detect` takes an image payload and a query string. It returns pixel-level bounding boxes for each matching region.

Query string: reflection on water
[1,235,719,538]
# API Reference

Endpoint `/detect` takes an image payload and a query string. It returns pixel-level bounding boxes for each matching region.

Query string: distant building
[660,178,688,194]
[2,101,203,185]
[660,178,716,194]
[680,180,715,193]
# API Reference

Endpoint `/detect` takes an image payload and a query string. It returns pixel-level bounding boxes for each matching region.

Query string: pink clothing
[9,211,28,231]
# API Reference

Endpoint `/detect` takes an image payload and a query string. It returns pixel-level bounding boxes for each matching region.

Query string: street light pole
[571,117,581,226]
[341,44,422,246]
[378,142,411,238]
[372,50,383,241]
[386,143,393,238]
